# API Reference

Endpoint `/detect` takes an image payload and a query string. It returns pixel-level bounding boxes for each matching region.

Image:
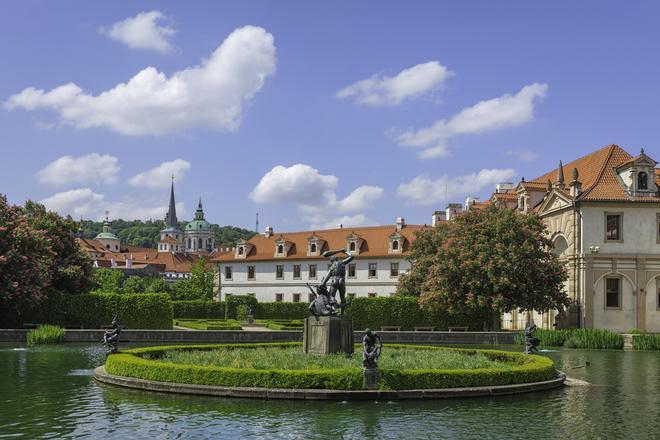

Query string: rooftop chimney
[264,226,273,238]
[496,182,514,194]
[336,223,343,229]
[396,217,405,231]
[446,203,463,221]
[431,211,446,226]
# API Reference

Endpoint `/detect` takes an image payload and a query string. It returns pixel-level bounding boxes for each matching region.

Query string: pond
[1,343,659,439]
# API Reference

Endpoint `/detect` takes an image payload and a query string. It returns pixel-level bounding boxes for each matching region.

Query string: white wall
[592,274,636,332]
[581,205,660,255]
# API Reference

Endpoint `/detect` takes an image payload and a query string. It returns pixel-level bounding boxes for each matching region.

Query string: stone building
[213,218,423,303]
[184,199,214,252]
[494,144,660,332]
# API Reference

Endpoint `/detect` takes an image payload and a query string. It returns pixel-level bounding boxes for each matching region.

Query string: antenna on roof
[256,212,259,233]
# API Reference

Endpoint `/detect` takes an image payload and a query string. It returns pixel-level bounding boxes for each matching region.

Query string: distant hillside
[80,219,256,248]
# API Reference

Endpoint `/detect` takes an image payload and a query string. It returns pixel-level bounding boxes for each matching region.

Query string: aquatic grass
[159,346,515,371]
[26,325,65,345]
[632,333,660,350]
[513,329,573,347]
[564,329,624,350]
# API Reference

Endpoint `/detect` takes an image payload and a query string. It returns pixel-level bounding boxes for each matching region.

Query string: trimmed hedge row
[174,319,242,330]
[225,295,258,320]
[11,292,172,329]
[346,296,492,331]
[104,343,555,390]
[256,303,309,320]
[173,301,225,319]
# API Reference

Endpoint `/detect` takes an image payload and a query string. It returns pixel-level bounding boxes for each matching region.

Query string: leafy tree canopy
[398,205,571,316]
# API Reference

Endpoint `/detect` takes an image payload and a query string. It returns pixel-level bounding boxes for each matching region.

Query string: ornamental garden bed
[102,343,556,392]
[173,319,243,330]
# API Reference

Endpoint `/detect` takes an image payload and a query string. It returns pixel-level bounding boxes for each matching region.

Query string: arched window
[638,172,648,190]
[392,240,399,250]
[349,241,356,251]
[277,244,284,254]
[106,244,110,249]
[238,246,244,255]
[310,243,317,253]
[552,235,568,257]
[188,238,191,248]
[198,238,203,249]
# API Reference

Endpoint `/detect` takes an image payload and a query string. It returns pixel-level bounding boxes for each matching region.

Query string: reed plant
[632,333,660,350]
[563,328,624,349]
[26,324,65,345]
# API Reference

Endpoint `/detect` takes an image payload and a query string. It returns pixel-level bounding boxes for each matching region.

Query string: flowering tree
[398,205,570,326]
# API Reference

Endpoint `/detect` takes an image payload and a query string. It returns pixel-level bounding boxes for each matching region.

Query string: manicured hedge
[173,301,225,319]
[346,296,492,331]
[174,319,242,330]
[104,343,555,390]
[255,302,309,320]
[225,295,258,319]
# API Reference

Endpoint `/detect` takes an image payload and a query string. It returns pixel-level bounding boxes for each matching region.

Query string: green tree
[22,201,93,294]
[399,205,570,327]
[0,195,54,316]
[93,268,124,293]
[170,259,215,301]
[122,275,146,293]
[145,277,170,293]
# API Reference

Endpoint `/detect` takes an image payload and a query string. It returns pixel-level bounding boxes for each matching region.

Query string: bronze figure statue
[524,323,540,354]
[102,316,122,355]
[362,328,382,368]
[320,248,354,313]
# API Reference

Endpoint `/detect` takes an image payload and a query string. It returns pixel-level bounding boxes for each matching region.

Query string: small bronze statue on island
[306,248,354,317]
[102,316,122,355]
[524,324,540,354]
[362,328,382,369]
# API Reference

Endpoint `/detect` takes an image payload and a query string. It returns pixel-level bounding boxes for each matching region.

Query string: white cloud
[394,83,548,159]
[40,187,184,220]
[337,61,452,106]
[397,168,517,206]
[309,214,374,230]
[37,153,120,186]
[5,25,277,136]
[129,159,191,189]
[101,10,176,53]
[505,149,538,163]
[249,164,384,228]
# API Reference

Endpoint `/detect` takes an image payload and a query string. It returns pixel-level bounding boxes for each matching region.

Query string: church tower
[184,197,214,252]
[158,177,184,253]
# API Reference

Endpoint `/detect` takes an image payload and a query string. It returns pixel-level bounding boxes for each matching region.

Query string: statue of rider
[320,248,354,312]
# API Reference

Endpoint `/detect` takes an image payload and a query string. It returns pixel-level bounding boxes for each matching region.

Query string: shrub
[265,320,304,330]
[564,329,624,350]
[27,324,65,345]
[632,333,660,350]
[346,296,490,331]
[104,343,555,390]
[173,300,225,319]
[225,295,258,319]
[255,302,309,320]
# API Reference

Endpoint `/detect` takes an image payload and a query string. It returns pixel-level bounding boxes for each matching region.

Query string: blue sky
[1,1,659,231]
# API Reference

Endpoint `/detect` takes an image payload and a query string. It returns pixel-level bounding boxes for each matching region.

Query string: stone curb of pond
[93,366,566,400]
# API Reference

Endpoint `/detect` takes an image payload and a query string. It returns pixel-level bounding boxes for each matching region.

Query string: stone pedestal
[363,368,379,390]
[303,316,354,356]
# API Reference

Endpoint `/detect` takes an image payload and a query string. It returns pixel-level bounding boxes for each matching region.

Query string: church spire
[195,197,205,220]
[165,175,178,227]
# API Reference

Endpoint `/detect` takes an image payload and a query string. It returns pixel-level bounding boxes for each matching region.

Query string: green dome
[96,231,119,240]
[185,219,212,231]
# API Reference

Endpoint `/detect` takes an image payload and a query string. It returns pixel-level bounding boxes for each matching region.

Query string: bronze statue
[362,328,382,368]
[524,324,540,354]
[102,316,122,355]
[320,248,354,312]
[306,283,340,316]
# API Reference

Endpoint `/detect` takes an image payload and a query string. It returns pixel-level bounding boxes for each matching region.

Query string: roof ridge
[577,144,620,199]
[254,224,423,237]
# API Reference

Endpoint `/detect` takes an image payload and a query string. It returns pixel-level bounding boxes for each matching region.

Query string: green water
[1,343,659,439]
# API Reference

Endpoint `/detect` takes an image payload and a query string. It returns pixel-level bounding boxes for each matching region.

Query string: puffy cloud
[308,214,374,230]
[36,153,120,186]
[101,10,175,53]
[5,26,277,136]
[40,187,184,220]
[397,168,517,205]
[395,83,548,159]
[249,164,384,228]
[129,159,191,189]
[505,149,538,163]
[337,61,452,106]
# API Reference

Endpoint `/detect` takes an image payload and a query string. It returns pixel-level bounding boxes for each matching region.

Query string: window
[275,293,284,302]
[349,241,356,251]
[276,265,284,279]
[238,246,244,255]
[368,263,377,278]
[310,243,317,253]
[392,240,399,251]
[293,293,301,303]
[247,265,255,280]
[277,244,284,254]
[293,264,301,279]
[309,264,317,279]
[225,266,232,280]
[188,238,191,248]
[198,238,203,249]
[348,263,356,278]
[390,262,399,277]
[605,213,622,241]
[638,172,648,190]
[308,293,315,303]
[606,278,620,308]
[368,292,377,298]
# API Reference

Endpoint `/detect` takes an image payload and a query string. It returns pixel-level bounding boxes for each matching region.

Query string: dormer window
[277,244,284,254]
[349,242,356,252]
[310,243,317,253]
[238,246,244,255]
[389,232,403,254]
[638,172,648,190]
[392,240,399,251]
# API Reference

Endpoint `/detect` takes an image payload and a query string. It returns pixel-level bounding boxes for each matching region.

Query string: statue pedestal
[363,368,379,390]
[303,316,353,356]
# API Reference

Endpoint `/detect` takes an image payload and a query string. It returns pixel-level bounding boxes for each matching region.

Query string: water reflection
[1,343,659,439]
